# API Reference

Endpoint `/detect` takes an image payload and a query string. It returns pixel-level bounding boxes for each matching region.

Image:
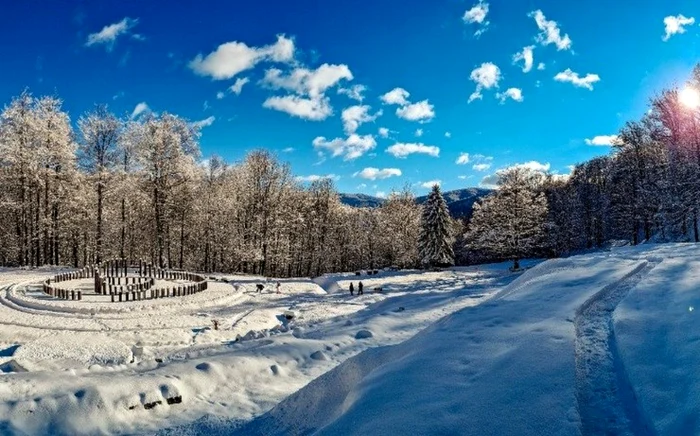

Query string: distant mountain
[338,193,386,208]
[417,187,491,218]
[339,188,491,219]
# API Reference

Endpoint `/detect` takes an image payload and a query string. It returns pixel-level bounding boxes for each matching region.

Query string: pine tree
[466,167,548,270]
[418,184,454,268]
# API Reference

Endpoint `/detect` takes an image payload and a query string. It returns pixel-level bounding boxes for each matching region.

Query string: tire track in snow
[575,260,658,436]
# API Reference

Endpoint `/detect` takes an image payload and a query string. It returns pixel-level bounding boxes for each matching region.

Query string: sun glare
[680,87,700,109]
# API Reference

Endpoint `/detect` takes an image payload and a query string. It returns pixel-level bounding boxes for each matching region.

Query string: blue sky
[1,0,700,196]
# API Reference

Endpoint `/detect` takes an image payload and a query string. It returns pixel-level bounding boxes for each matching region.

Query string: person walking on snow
[276,281,281,294]
[358,281,364,295]
[349,282,355,296]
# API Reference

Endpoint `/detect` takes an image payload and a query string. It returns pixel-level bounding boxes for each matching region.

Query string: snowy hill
[228,244,700,435]
[340,188,490,218]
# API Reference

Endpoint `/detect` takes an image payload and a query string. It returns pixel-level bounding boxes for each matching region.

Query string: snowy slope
[614,245,700,435]
[233,246,689,436]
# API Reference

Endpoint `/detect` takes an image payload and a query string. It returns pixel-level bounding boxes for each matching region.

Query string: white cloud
[471,154,495,173]
[445,131,452,138]
[480,160,550,188]
[663,15,695,41]
[421,180,442,188]
[191,116,215,129]
[554,68,600,90]
[480,174,501,188]
[585,134,619,146]
[529,10,572,51]
[375,191,387,199]
[456,153,470,165]
[189,34,294,80]
[216,91,225,99]
[463,1,490,37]
[261,63,353,98]
[515,161,550,172]
[380,87,411,106]
[86,17,139,50]
[261,63,352,121]
[295,174,339,182]
[496,88,524,103]
[130,102,149,119]
[338,84,367,101]
[396,100,435,122]
[468,62,501,103]
[513,46,535,73]
[342,105,382,134]
[380,87,435,122]
[415,128,424,137]
[282,147,295,153]
[313,134,377,160]
[537,62,546,70]
[353,167,402,180]
[263,95,332,121]
[229,77,250,95]
[378,127,390,138]
[386,142,440,158]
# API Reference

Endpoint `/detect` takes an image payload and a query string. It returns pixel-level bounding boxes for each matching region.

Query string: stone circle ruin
[42,258,208,302]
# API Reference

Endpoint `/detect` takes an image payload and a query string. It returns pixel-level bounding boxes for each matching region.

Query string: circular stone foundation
[41,258,208,303]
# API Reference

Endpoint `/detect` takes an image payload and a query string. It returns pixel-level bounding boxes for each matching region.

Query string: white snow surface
[0,263,516,435]
[3,245,699,435]
[219,244,698,436]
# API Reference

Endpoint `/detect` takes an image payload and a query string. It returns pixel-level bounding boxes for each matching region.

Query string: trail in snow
[574,259,657,436]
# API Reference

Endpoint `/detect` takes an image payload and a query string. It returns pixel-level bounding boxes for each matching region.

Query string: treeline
[0,91,421,275]
[3,62,698,275]
[462,65,700,266]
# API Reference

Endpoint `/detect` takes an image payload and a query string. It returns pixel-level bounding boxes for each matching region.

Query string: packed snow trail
[226,254,646,435]
[574,260,657,436]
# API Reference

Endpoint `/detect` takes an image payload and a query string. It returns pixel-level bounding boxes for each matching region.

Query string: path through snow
[574,260,657,436]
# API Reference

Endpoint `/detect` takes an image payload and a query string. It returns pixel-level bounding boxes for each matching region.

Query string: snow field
[230,245,700,436]
[0,264,515,435]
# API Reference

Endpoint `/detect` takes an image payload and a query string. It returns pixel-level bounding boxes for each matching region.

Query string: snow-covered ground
[4,244,700,435]
[0,262,522,435]
[219,244,699,436]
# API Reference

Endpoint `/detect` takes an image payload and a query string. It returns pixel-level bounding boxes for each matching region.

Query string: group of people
[349,281,364,296]
[255,281,282,294]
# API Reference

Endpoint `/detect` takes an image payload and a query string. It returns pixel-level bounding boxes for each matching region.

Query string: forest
[1,65,700,275]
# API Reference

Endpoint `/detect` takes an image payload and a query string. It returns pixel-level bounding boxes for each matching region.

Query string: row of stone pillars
[110,282,208,302]
[42,283,82,301]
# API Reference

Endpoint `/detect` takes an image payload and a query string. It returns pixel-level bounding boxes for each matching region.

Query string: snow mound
[355,329,373,339]
[310,351,328,361]
[14,334,132,370]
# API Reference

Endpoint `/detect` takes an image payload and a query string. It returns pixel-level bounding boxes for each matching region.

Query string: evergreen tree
[466,167,548,270]
[418,184,454,268]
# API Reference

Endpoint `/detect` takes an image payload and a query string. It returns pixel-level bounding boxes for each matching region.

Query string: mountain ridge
[339,187,491,218]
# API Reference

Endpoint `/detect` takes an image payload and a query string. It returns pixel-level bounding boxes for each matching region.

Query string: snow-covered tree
[467,168,547,270]
[77,105,121,263]
[131,113,200,267]
[418,184,454,268]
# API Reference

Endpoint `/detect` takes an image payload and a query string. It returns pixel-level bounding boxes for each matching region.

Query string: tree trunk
[96,180,103,263]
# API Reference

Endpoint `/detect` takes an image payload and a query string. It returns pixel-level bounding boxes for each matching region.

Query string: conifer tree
[418,184,454,268]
